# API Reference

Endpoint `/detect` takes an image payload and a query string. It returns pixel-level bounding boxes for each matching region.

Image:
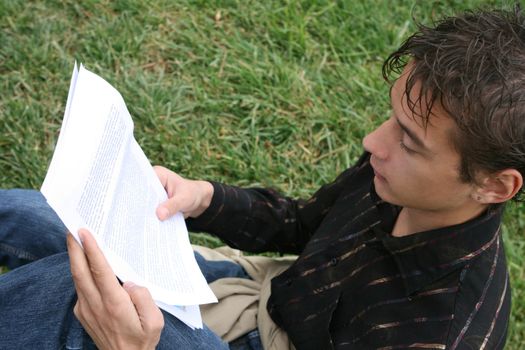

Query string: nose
[362,120,390,160]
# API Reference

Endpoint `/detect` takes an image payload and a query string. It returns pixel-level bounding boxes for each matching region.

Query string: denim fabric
[0,189,262,349]
[0,189,67,268]
[0,253,228,349]
[229,330,264,350]
[194,250,251,284]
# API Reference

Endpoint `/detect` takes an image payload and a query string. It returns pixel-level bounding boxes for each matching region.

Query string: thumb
[123,282,164,332]
[156,197,182,221]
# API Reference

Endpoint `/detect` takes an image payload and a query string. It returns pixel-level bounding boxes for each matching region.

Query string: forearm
[187,153,372,254]
[187,182,315,254]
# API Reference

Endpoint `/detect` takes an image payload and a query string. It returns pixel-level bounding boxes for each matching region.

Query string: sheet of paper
[157,303,203,329]
[41,64,217,328]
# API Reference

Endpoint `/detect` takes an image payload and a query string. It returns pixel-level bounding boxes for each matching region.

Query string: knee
[0,189,55,222]
[0,189,67,252]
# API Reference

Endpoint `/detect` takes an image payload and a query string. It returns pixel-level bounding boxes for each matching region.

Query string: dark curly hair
[383,6,525,200]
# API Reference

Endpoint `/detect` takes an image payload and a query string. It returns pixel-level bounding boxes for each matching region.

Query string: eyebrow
[395,115,427,151]
[389,85,429,152]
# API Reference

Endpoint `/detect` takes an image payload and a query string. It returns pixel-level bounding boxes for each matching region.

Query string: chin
[374,179,391,201]
[374,185,402,207]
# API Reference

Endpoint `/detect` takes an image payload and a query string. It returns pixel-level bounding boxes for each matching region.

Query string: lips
[370,158,387,182]
[374,169,387,182]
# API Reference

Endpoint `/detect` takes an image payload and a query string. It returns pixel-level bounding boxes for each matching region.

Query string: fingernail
[158,207,169,221]
[78,230,85,243]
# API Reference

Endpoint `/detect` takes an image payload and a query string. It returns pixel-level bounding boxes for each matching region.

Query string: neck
[391,203,488,237]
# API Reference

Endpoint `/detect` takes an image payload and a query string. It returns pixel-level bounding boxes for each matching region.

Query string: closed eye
[399,138,416,154]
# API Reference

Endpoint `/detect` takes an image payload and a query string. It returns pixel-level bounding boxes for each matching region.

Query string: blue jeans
[0,189,262,349]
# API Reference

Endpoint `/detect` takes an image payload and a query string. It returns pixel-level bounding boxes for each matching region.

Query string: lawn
[1,0,523,347]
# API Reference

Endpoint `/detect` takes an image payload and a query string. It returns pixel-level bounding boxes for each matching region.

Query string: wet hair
[383,6,525,200]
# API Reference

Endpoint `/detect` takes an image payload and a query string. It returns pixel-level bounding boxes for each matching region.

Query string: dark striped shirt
[188,153,510,349]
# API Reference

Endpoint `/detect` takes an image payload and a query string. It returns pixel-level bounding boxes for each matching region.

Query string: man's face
[362,66,477,213]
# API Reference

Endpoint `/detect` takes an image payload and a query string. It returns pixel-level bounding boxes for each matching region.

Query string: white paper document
[41,63,217,329]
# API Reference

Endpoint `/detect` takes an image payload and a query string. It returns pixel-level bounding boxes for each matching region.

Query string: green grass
[1,0,523,347]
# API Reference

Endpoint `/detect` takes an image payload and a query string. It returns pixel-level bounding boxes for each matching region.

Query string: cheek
[390,156,436,192]
[409,160,464,197]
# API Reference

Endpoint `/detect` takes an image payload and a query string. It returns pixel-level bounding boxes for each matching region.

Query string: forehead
[390,66,459,154]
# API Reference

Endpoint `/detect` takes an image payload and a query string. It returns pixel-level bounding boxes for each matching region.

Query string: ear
[474,169,523,204]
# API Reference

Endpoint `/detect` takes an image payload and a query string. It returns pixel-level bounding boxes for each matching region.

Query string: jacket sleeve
[186,153,371,254]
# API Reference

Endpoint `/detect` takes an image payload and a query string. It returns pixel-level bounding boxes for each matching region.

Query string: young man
[0,7,522,350]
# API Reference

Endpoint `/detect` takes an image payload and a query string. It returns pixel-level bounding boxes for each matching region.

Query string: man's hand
[154,166,214,220]
[67,230,164,350]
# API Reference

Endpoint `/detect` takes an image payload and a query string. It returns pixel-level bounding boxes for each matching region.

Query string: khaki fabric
[193,245,296,350]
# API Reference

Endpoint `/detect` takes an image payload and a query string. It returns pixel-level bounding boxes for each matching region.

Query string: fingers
[68,231,163,348]
[154,166,170,191]
[123,282,165,332]
[154,166,183,221]
[154,166,178,197]
[75,229,123,303]
[67,232,100,304]
[73,301,97,338]
[153,165,213,220]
